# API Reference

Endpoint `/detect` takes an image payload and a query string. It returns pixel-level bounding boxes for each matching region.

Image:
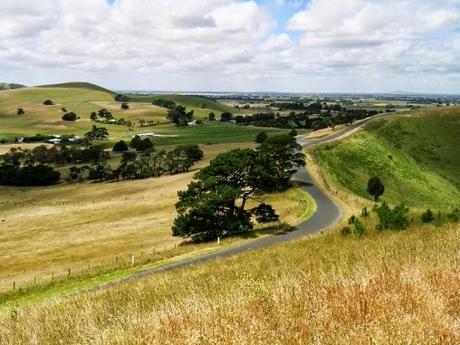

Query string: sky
[1,0,460,93]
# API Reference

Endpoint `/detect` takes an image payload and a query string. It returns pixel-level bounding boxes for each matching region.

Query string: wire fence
[2,241,218,295]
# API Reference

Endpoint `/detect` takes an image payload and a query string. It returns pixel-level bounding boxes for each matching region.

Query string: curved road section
[126,113,390,280]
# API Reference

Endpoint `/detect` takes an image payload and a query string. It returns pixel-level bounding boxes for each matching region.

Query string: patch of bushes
[43,99,54,105]
[374,202,410,231]
[342,214,366,237]
[447,208,460,222]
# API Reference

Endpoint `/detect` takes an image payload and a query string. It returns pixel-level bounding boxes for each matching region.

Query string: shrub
[17,108,24,115]
[289,129,298,137]
[353,219,366,237]
[374,202,410,230]
[121,102,129,110]
[341,226,351,236]
[421,209,435,223]
[62,112,79,121]
[113,140,129,152]
[348,215,357,225]
[361,207,369,218]
[43,99,54,105]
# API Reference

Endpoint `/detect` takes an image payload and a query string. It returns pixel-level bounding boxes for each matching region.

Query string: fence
[2,239,221,295]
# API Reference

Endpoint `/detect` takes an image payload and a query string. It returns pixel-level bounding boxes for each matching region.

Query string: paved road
[120,113,390,282]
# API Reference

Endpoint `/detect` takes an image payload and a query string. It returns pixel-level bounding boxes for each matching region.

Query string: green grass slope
[0,85,286,145]
[311,107,460,208]
[37,82,115,95]
[129,94,235,116]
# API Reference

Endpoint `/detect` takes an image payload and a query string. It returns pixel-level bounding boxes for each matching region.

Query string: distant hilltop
[0,83,26,90]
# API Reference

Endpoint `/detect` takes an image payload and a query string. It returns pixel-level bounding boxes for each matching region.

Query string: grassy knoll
[0,142,313,294]
[37,82,116,94]
[310,107,460,208]
[0,216,457,343]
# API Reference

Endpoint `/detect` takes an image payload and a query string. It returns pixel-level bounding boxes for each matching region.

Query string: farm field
[0,83,286,144]
[311,107,460,209]
[0,91,459,344]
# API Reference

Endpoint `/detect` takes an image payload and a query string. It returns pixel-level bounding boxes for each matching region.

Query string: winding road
[126,113,390,281]
[46,110,392,304]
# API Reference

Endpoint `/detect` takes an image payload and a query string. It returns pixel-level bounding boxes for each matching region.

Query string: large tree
[167,105,194,126]
[172,135,305,242]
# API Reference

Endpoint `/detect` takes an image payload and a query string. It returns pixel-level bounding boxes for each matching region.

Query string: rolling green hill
[311,107,460,208]
[0,83,284,145]
[37,82,115,95]
[128,93,235,116]
[0,83,26,90]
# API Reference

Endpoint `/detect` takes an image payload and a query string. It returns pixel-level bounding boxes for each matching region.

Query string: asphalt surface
[120,113,390,282]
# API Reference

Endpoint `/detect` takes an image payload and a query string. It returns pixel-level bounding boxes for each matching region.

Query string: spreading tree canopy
[172,135,304,242]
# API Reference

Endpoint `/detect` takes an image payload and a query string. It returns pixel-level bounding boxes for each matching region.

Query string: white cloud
[0,0,459,92]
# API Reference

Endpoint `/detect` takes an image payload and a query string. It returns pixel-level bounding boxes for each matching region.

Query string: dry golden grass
[299,124,346,140]
[0,143,309,292]
[0,220,457,344]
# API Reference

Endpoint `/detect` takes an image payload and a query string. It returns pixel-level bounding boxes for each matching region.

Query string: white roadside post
[217,237,220,245]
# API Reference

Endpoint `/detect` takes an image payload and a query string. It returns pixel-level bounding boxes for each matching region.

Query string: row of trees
[234,109,380,130]
[0,147,61,186]
[83,145,203,183]
[1,144,109,167]
[172,134,304,242]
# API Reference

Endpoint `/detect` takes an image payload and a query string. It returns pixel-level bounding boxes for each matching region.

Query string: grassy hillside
[0,85,285,144]
[128,94,236,117]
[311,107,460,208]
[1,219,457,344]
[37,82,115,94]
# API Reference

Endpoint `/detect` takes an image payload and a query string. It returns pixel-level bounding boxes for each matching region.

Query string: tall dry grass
[1,221,458,344]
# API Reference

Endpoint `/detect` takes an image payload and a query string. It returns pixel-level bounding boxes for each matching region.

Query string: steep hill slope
[311,107,460,208]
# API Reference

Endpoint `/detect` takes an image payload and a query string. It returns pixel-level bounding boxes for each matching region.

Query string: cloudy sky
[1,0,460,93]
